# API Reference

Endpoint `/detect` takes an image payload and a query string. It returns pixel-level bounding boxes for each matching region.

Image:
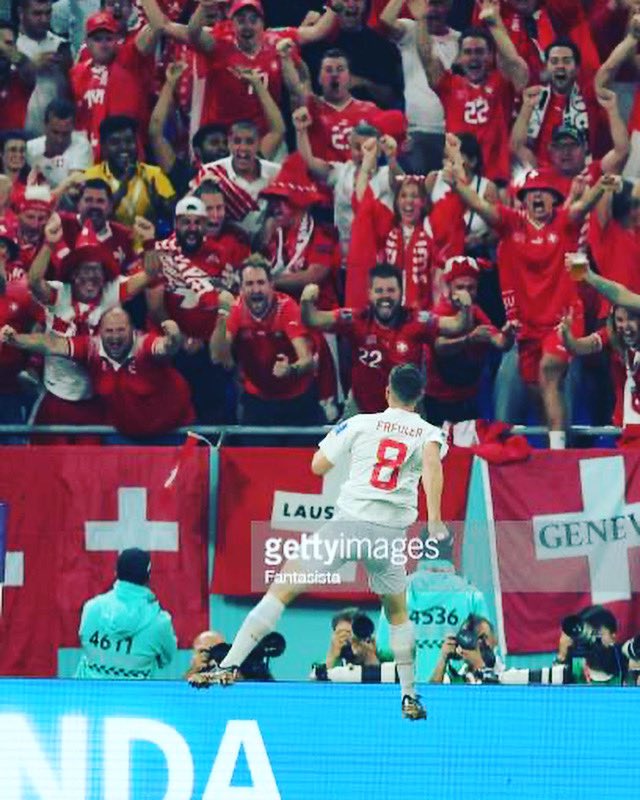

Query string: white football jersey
[319,407,447,528]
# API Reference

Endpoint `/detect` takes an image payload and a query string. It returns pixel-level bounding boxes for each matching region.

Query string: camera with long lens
[561,614,599,651]
[622,634,640,661]
[450,615,496,670]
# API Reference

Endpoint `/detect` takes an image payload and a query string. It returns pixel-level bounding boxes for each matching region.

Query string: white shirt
[42,278,124,400]
[396,21,460,134]
[17,30,67,135]
[328,161,393,264]
[26,131,92,187]
[205,156,280,239]
[319,407,447,528]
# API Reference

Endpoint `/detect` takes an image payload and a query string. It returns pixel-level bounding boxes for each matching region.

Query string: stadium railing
[0,424,623,441]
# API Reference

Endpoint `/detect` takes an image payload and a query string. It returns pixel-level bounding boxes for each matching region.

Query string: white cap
[175,196,207,218]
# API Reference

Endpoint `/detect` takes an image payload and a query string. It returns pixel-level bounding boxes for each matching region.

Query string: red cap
[370,110,408,148]
[442,255,482,283]
[516,169,565,203]
[86,11,119,36]
[229,0,263,17]
[60,219,120,280]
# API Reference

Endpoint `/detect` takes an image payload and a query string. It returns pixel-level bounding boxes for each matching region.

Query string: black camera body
[451,615,496,670]
[204,632,286,681]
[339,612,375,664]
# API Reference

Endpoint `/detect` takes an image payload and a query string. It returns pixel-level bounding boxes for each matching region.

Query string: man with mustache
[445,153,620,449]
[416,0,528,184]
[210,253,322,426]
[59,178,135,275]
[301,262,472,415]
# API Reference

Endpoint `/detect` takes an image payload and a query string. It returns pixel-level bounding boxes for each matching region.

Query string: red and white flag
[481,451,640,654]
[0,446,210,675]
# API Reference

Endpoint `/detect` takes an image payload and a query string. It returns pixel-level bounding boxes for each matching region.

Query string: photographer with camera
[555,606,626,685]
[322,608,382,670]
[430,615,502,684]
[188,631,286,687]
[376,535,491,682]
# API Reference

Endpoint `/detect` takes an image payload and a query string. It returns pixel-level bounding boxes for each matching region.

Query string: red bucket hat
[260,152,324,209]
[59,219,120,281]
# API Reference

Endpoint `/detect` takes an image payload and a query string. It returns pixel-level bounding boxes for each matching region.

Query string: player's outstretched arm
[422,441,443,525]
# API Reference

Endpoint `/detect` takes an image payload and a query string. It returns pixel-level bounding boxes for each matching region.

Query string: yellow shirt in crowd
[84,162,175,227]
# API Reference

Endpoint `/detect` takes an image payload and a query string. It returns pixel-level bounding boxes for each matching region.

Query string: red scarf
[384,224,433,309]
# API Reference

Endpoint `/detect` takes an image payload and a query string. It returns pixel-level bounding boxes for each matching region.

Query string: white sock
[390,621,416,699]
[548,430,566,450]
[220,594,285,669]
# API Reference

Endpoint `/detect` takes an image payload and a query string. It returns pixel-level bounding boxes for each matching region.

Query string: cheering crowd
[1,0,640,446]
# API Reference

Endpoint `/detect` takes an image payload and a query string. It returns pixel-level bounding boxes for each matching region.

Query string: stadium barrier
[0,678,637,800]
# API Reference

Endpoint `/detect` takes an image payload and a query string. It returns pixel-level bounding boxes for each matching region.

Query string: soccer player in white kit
[211,363,447,719]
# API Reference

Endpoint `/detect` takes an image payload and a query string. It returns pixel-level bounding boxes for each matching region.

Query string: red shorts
[518,307,584,385]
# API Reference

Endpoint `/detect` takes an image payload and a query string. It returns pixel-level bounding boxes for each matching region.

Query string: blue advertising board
[0,679,636,800]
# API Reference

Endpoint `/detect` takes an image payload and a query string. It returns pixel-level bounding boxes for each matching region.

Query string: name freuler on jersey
[376,421,424,438]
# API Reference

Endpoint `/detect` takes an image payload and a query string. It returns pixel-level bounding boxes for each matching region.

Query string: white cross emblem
[533,456,640,603]
[0,551,24,615]
[85,488,179,553]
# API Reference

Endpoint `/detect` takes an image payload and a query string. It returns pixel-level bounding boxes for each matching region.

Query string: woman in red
[349,137,466,310]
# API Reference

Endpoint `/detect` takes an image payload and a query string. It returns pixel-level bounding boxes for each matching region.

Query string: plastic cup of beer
[568,252,588,281]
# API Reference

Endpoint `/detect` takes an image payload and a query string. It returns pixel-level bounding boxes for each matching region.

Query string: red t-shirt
[495,205,580,336]
[203,226,250,287]
[331,306,438,413]
[70,59,145,155]
[226,292,313,400]
[265,218,340,309]
[435,70,513,183]
[195,28,301,133]
[425,299,496,402]
[307,95,380,162]
[589,213,640,299]
[0,68,32,132]
[68,332,194,437]
[0,279,41,393]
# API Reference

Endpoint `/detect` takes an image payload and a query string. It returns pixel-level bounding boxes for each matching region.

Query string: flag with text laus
[0,447,210,676]
[485,451,640,654]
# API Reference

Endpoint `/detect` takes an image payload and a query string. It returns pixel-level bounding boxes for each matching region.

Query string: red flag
[486,450,640,654]
[211,447,473,598]
[0,446,210,676]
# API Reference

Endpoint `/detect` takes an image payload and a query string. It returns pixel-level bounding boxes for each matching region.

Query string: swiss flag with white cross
[0,446,209,676]
[486,451,640,654]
